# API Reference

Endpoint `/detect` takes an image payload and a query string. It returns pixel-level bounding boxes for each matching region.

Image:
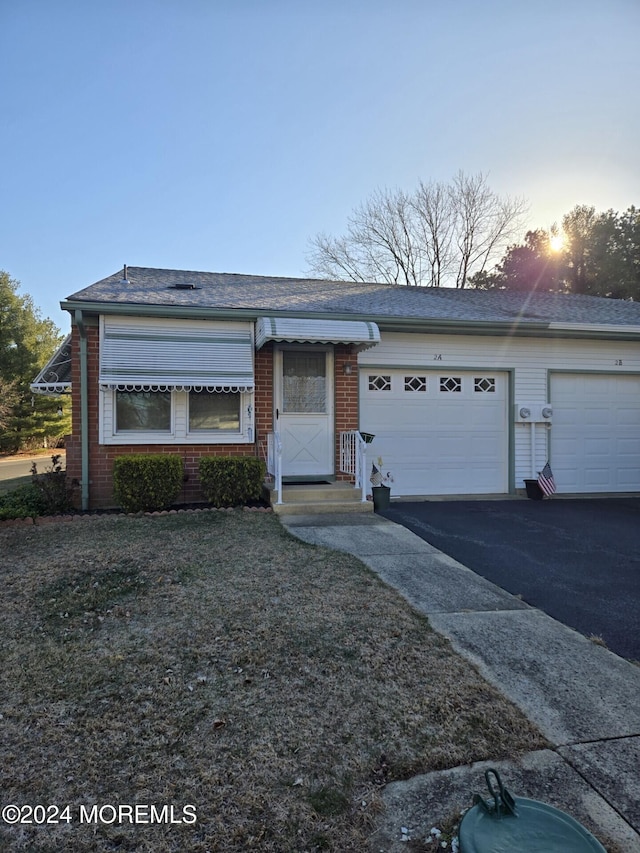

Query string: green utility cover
[459,770,606,853]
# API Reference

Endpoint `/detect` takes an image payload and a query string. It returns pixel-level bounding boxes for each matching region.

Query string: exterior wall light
[343,363,353,376]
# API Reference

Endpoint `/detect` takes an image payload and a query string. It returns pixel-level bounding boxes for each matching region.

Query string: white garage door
[551,373,640,493]
[360,370,508,496]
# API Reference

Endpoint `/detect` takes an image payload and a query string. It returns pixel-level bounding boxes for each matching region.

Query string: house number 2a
[433,354,442,361]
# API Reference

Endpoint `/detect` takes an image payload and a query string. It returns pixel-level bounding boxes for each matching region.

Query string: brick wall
[67,327,359,508]
[334,345,360,482]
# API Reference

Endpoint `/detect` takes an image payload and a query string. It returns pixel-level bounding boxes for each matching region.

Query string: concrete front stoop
[268,482,373,515]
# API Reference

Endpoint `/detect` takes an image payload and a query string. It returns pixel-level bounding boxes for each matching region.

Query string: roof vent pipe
[121,264,129,284]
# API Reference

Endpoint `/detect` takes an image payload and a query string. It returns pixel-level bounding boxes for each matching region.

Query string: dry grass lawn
[0,510,546,852]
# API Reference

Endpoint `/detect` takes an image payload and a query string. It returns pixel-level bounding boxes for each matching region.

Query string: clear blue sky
[2,0,639,332]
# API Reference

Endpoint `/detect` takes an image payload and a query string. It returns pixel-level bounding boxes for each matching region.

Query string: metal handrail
[267,431,283,504]
[339,430,368,502]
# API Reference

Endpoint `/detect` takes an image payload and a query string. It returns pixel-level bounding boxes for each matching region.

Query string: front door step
[269,482,373,515]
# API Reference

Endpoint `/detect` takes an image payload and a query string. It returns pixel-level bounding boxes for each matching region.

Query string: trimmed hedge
[199,456,266,508]
[113,454,184,513]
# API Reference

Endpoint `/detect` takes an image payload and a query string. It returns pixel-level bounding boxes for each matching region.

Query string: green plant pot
[372,485,391,511]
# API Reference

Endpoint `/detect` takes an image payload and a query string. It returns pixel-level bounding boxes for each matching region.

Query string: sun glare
[549,233,565,252]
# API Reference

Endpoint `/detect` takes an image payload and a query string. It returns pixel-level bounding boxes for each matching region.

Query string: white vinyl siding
[358,331,640,494]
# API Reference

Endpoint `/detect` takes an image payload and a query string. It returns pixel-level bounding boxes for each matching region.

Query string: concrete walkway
[282,512,640,852]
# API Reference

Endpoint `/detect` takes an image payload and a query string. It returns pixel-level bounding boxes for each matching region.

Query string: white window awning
[100,317,254,392]
[30,334,73,396]
[256,317,380,351]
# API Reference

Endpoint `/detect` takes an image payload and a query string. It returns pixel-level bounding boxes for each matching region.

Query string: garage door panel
[471,434,504,460]
[437,434,470,459]
[471,406,505,428]
[361,370,507,496]
[584,468,611,487]
[551,373,640,493]
[555,469,579,489]
[471,467,499,494]
[584,385,611,399]
[391,439,427,454]
[618,407,640,426]
[615,376,640,394]
[554,407,579,426]
[619,467,640,487]
[400,415,433,430]
[438,468,469,490]
[584,437,613,456]
[584,407,612,426]
[618,437,640,454]
[436,407,467,428]
[554,436,578,457]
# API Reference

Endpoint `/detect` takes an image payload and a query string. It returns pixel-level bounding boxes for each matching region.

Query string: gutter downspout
[75,309,90,511]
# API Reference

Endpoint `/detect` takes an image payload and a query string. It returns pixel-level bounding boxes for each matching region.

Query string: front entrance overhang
[30,334,72,395]
[256,317,380,351]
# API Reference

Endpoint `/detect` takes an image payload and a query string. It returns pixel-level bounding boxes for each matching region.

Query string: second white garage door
[360,369,508,496]
[551,373,640,493]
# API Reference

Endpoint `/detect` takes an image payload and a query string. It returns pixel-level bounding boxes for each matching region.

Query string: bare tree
[450,171,527,287]
[412,179,456,287]
[307,172,527,288]
[307,188,423,286]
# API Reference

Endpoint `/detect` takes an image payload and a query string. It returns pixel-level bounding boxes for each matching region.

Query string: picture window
[189,390,241,432]
[115,390,171,432]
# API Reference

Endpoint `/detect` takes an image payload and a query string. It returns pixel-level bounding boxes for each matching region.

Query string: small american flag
[538,462,556,497]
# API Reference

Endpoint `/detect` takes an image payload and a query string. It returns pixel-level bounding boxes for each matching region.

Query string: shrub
[0,484,46,520]
[0,455,76,520]
[199,456,266,507]
[113,454,184,513]
[30,454,76,515]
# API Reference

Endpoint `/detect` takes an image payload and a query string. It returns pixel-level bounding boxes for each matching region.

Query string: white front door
[275,347,334,479]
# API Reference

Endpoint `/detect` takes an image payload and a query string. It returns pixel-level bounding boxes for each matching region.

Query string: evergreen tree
[470,230,565,292]
[470,206,639,299]
[0,271,70,452]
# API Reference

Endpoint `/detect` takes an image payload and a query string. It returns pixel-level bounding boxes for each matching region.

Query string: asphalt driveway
[380,497,640,662]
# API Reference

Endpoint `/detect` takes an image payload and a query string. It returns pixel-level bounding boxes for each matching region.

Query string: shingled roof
[63,267,640,332]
